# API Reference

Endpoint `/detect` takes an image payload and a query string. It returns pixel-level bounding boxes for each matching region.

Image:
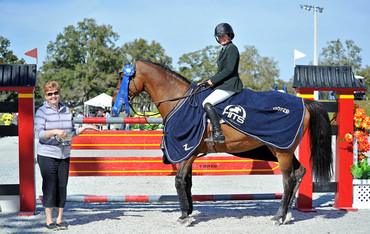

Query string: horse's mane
[137,59,191,85]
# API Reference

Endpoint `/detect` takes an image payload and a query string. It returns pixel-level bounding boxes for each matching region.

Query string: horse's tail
[304,99,333,181]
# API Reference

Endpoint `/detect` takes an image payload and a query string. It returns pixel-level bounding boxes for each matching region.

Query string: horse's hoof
[282,212,293,225]
[176,217,194,227]
[269,219,281,227]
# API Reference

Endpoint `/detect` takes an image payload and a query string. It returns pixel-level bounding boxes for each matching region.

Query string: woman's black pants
[37,155,70,208]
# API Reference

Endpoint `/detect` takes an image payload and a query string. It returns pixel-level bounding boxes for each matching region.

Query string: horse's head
[112,60,191,116]
[112,61,146,107]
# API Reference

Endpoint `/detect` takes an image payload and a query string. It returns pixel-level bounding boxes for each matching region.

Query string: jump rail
[40,193,284,203]
[73,117,163,124]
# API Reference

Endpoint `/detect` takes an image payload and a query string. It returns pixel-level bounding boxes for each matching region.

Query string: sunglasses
[46,91,59,96]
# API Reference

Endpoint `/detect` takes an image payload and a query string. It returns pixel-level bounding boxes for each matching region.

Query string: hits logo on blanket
[222,105,246,125]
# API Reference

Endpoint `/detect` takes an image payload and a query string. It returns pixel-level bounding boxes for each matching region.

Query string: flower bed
[338,104,370,208]
[340,104,370,179]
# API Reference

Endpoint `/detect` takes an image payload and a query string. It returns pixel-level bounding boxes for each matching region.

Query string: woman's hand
[52,129,67,138]
[79,125,101,134]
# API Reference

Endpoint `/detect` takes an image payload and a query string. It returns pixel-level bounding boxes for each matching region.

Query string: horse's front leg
[175,155,197,226]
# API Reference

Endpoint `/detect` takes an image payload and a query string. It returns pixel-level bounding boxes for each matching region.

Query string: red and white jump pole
[73,117,163,124]
[39,193,284,203]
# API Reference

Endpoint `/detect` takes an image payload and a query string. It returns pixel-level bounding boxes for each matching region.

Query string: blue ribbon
[112,64,135,117]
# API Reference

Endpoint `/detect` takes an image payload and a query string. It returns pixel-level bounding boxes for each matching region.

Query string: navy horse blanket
[161,84,305,164]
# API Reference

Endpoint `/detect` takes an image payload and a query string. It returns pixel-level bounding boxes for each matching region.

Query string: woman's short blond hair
[43,81,61,94]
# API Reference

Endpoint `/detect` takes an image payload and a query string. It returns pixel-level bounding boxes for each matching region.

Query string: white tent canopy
[83,93,112,116]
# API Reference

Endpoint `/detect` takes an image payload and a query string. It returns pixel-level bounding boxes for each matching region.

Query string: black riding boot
[204,103,225,143]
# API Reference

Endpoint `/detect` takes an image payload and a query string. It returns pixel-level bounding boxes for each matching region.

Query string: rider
[199,23,243,143]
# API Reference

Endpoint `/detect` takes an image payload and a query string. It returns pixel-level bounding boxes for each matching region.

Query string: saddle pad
[161,84,305,164]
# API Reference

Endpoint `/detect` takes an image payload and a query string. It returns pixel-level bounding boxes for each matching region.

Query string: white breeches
[202,89,236,107]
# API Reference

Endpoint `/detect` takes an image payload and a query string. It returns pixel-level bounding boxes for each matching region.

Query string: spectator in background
[96,110,104,117]
[77,111,84,128]
[11,113,18,125]
[121,111,128,130]
[96,111,104,130]
[105,110,111,130]
[273,81,278,91]
[329,91,336,100]
[283,84,287,93]
[125,113,131,130]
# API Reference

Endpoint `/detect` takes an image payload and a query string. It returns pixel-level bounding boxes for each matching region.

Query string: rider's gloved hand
[197,81,210,87]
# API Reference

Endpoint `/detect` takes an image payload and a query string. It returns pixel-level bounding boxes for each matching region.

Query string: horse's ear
[121,53,133,65]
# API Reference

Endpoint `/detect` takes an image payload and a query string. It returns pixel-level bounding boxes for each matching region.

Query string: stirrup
[205,118,225,143]
[204,133,225,143]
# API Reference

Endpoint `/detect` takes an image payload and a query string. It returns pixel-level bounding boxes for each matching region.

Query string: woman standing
[199,23,243,143]
[34,81,100,230]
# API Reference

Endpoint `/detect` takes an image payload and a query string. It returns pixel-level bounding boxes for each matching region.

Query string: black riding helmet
[214,23,234,43]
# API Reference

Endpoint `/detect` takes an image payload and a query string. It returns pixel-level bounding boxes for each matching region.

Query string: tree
[177,45,219,82]
[177,44,279,90]
[358,65,370,95]
[120,38,173,69]
[0,36,25,64]
[118,38,174,114]
[0,36,26,101]
[239,45,279,91]
[40,18,122,104]
[319,39,362,73]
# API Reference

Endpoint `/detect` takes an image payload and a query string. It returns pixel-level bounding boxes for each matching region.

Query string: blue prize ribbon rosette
[112,64,135,117]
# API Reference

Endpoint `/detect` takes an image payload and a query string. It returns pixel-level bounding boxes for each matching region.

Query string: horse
[113,60,333,226]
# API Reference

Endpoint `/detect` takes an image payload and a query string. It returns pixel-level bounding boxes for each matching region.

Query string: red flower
[345,133,354,143]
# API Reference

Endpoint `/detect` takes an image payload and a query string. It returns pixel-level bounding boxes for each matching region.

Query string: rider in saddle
[199,23,243,143]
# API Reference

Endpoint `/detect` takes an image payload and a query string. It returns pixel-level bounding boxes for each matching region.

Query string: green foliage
[177,45,219,82]
[118,38,173,109]
[177,44,280,90]
[0,36,26,65]
[239,45,279,91]
[39,18,122,104]
[319,39,362,73]
[358,65,370,96]
[120,38,173,69]
[0,36,26,101]
[350,157,370,179]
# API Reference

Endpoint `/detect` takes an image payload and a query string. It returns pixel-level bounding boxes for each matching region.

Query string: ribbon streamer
[112,64,135,117]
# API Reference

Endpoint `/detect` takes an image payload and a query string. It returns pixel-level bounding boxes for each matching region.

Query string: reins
[128,81,211,124]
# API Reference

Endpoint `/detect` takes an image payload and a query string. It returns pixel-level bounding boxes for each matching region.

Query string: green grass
[355,100,370,116]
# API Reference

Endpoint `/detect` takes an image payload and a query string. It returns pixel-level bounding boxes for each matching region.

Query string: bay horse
[113,60,333,226]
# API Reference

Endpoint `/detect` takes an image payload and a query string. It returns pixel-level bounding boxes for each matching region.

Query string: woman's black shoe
[56,222,68,230]
[45,223,58,231]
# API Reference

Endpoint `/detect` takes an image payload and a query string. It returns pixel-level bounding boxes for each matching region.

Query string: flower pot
[353,179,370,209]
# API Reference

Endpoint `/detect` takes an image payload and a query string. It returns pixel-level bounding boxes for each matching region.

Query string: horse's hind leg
[270,152,297,226]
[288,155,306,208]
[175,155,196,226]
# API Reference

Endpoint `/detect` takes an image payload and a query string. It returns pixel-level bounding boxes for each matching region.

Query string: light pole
[301,4,324,100]
[300,4,324,65]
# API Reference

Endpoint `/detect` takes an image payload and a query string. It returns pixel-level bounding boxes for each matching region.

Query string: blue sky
[0,0,369,81]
